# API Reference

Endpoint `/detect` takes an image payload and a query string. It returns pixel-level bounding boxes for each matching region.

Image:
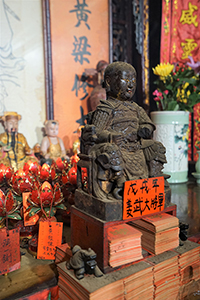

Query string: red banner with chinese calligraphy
[123,177,165,220]
[0,228,20,275]
[160,0,200,161]
[161,0,200,64]
[188,103,200,161]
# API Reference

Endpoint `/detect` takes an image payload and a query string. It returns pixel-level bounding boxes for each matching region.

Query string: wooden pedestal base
[71,204,177,273]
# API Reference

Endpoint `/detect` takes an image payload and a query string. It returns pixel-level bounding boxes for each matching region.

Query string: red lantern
[40,181,53,207]
[0,164,13,185]
[11,169,33,195]
[53,182,63,205]
[0,189,16,217]
[0,189,6,216]
[61,170,69,185]
[23,160,40,176]
[68,167,77,185]
[39,163,56,182]
[29,186,41,206]
[55,157,69,172]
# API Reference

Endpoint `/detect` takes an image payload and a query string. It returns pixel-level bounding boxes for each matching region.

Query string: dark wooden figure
[71,62,175,273]
[75,62,171,221]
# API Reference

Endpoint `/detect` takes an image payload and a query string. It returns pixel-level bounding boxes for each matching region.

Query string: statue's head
[104,61,136,101]
[1,112,21,133]
[44,120,59,138]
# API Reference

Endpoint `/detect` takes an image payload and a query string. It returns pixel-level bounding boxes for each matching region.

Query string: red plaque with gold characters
[123,177,165,220]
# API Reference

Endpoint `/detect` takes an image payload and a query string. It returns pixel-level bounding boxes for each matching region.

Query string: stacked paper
[57,260,153,300]
[174,240,200,284]
[147,250,179,300]
[55,243,72,264]
[107,224,143,268]
[130,213,180,255]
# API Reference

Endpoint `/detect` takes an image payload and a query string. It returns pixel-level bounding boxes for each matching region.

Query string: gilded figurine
[0,111,37,171]
[40,120,68,162]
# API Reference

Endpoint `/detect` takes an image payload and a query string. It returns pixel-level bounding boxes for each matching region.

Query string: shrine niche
[111,0,150,108]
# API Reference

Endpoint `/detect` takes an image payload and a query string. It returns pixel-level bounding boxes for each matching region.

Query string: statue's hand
[82,125,97,143]
[138,127,151,139]
[111,133,124,145]
[26,149,34,155]
[2,145,11,152]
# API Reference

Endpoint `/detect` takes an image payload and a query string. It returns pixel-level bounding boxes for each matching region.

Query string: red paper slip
[123,177,165,220]
[37,221,63,260]
[0,228,21,275]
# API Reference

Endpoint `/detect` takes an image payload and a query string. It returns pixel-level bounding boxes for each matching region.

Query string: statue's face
[46,123,59,138]
[5,117,18,133]
[107,67,136,101]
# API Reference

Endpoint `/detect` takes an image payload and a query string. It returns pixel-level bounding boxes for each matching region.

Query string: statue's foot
[76,271,84,280]
[94,266,104,277]
[112,187,123,200]
[66,262,71,270]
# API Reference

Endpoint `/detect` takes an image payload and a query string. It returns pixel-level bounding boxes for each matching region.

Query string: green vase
[150,111,189,184]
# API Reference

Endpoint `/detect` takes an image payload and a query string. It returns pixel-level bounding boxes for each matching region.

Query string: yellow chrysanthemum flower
[176,82,190,103]
[152,63,174,80]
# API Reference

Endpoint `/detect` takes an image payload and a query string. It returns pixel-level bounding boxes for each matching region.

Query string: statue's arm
[21,134,33,155]
[40,136,50,158]
[137,105,156,139]
[92,109,112,143]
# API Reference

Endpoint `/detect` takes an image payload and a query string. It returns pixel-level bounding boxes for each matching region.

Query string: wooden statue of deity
[79,62,168,201]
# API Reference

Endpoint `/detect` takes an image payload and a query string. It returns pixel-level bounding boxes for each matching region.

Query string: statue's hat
[1,112,22,122]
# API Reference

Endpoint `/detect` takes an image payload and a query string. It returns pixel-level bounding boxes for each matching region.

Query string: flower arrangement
[27,181,65,219]
[152,62,200,111]
[0,189,21,227]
